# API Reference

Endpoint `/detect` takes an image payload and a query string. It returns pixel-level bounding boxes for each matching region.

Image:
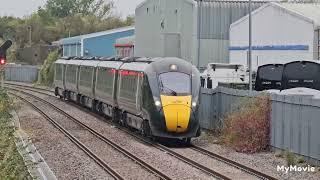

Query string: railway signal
[0,58,6,65]
[0,40,12,88]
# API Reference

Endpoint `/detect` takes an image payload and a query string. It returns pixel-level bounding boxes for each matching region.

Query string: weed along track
[8,88,172,180]
[6,83,278,180]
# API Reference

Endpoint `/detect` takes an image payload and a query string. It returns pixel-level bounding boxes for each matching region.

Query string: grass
[0,89,31,179]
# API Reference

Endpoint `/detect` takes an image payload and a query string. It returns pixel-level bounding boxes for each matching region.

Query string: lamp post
[248,0,253,92]
[28,26,32,47]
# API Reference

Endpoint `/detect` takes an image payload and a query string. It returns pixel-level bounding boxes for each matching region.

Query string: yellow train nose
[160,96,192,133]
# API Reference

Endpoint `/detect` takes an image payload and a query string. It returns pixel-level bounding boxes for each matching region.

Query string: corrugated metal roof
[278,3,320,28]
[231,2,320,29]
[199,0,278,2]
[82,26,134,39]
[61,26,135,45]
[116,36,135,45]
[198,0,266,39]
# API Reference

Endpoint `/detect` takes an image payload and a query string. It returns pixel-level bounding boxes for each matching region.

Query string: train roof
[56,57,192,72]
[283,60,320,66]
[80,60,101,67]
[258,63,284,68]
[98,61,123,69]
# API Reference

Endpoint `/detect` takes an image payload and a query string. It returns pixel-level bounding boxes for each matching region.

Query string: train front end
[145,58,201,141]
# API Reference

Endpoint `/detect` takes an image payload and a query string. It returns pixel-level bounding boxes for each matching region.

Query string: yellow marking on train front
[161,95,192,133]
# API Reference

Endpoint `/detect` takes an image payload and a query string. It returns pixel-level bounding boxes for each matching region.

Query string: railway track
[7,86,172,180]
[6,82,277,180]
[9,92,125,180]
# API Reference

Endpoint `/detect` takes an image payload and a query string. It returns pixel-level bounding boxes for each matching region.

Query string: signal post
[0,40,12,88]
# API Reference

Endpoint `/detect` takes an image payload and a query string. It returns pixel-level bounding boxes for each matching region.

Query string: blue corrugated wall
[83,29,134,57]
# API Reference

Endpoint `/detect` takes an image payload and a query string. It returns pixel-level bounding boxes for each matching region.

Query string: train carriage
[116,61,147,129]
[78,60,100,109]
[54,57,201,143]
[54,59,66,97]
[281,61,320,91]
[64,60,83,101]
[95,60,123,117]
[255,64,284,91]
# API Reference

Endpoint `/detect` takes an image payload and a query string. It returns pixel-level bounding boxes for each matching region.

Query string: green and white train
[54,57,201,143]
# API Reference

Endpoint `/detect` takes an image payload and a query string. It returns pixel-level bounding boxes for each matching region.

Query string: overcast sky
[0,0,144,18]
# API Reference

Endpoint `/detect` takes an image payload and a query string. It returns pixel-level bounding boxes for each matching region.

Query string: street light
[248,0,253,92]
[28,26,32,47]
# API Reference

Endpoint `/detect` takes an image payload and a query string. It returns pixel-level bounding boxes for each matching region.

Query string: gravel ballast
[17,88,216,179]
[193,131,320,180]
[15,100,113,179]
[11,83,320,180]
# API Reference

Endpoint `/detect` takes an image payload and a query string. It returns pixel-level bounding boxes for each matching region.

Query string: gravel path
[18,88,216,179]
[192,131,320,180]
[14,99,113,180]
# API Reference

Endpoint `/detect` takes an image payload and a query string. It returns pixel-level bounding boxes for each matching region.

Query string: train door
[136,72,144,113]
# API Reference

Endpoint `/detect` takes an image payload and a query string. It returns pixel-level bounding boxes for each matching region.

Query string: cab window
[158,72,191,96]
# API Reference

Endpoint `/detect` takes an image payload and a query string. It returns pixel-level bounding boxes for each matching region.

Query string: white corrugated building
[230,3,320,70]
[134,0,266,69]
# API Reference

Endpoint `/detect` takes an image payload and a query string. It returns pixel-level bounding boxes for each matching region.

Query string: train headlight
[170,64,178,71]
[155,100,161,107]
[192,102,197,107]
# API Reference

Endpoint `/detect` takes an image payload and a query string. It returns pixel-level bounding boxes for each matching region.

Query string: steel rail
[190,145,277,180]
[9,92,124,180]
[7,87,172,180]
[7,83,277,180]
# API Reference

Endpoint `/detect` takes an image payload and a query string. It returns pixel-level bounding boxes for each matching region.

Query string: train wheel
[183,138,192,146]
[141,120,151,137]
[91,100,96,112]
[150,136,158,142]
[54,88,59,96]
[112,108,119,123]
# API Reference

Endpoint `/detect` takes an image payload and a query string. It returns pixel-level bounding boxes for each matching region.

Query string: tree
[45,0,114,18]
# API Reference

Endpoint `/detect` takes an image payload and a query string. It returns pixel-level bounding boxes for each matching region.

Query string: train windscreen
[255,64,284,91]
[159,72,191,96]
[282,61,320,90]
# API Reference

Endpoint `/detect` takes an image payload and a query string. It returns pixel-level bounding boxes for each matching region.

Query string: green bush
[222,95,271,153]
[38,50,59,86]
[0,89,30,179]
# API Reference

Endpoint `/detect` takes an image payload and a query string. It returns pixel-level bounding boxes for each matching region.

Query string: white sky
[0,0,144,18]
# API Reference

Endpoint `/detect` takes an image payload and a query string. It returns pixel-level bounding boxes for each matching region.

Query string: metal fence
[199,87,320,165]
[199,87,259,130]
[5,65,39,83]
[270,94,320,165]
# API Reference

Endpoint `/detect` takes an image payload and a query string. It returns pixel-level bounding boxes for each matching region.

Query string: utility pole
[197,0,201,70]
[28,26,32,47]
[249,0,253,92]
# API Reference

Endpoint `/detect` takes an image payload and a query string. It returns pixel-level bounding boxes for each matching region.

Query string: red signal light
[0,58,5,65]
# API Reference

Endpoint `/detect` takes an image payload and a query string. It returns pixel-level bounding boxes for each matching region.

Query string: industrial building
[230,3,320,69]
[61,26,134,57]
[135,0,265,69]
[115,36,135,58]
